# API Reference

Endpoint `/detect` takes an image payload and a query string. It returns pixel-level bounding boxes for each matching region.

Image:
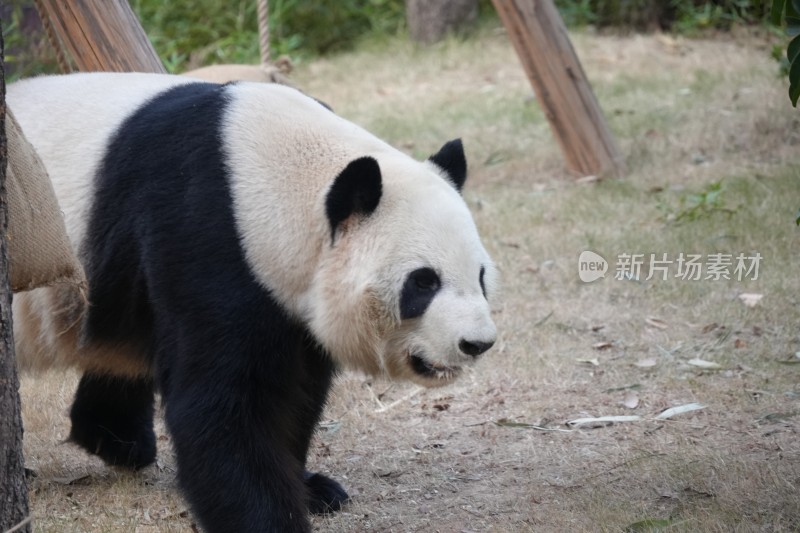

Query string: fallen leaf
[373,469,402,478]
[688,358,722,369]
[494,418,536,428]
[52,474,92,486]
[566,415,641,428]
[577,357,600,366]
[533,311,553,327]
[494,418,572,432]
[622,392,640,409]
[593,341,613,350]
[604,383,641,393]
[684,486,714,498]
[318,420,342,434]
[734,338,746,349]
[701,322,719,333]
[738,293,763,307]
[779,354,800,365]
[645,317,668,329]
[759,411,799,424]
[655,403,706,420]
[634,358,658,368]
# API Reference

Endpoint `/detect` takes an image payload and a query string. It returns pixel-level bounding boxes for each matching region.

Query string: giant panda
[10,72,497,533]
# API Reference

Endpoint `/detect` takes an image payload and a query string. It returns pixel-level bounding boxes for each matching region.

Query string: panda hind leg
[69,373,156,470]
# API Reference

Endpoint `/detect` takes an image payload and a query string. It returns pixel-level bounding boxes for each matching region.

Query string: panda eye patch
[400,267,440,319]
[413,268,440,292]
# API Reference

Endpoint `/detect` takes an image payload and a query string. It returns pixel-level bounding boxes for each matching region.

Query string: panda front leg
[69,373,157,470]
[293,341,349,514]
[162,334,316,532]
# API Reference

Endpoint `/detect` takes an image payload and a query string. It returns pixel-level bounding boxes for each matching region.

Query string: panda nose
[459,339,495,357]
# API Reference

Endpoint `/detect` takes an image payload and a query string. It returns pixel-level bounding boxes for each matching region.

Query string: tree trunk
[406,0,478,44]
[0,18,31,533]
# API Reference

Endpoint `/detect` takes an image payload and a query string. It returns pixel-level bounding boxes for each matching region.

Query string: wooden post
[491,0,625,178]
[34,0,165,73]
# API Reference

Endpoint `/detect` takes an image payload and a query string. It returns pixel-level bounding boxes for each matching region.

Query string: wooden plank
[35,0,165,73]
[491,0,625,177]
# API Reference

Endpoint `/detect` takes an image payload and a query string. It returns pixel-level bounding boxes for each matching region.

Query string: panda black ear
[428,138,467,192]
[326,156,383,241]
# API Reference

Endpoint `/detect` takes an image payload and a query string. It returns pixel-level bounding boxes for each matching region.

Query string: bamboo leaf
[688,358,722,369]
[493,418,572,432]
[655,403,706,420]
[567,415,641,428]
[494,418,536,428]
[603,383,641,393]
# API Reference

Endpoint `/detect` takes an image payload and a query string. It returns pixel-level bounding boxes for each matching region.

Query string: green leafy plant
[659,182,736,223]
[672,0,760,33]
[553,0,766,31]
[553,0,598,27]
[770,0,800,105]
[130,0,406,71]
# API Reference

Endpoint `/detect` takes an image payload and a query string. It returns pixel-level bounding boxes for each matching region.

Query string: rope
[257,0,271,68]
[33,0,72,73]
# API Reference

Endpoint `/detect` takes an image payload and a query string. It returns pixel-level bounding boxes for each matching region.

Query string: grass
[19,24,800,532]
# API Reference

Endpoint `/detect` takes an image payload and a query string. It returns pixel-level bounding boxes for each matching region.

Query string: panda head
[311,139,497,387]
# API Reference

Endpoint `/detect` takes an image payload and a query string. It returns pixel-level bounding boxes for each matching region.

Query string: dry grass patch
[20,27,800,532]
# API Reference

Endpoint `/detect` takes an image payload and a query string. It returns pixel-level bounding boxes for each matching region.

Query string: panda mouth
[409,354,461,381]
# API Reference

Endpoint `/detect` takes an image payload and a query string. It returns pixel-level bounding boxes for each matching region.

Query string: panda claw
[305,471,349,514]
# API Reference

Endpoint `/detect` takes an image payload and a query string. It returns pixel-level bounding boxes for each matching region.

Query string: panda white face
[309,141,497,388]
[378,173,497,387]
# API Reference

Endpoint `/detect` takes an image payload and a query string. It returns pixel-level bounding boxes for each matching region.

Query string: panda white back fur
[10,72,496,533]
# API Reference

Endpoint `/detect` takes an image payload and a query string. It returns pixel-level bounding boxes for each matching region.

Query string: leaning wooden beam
[34,0,165,73]
[491,0,625,178]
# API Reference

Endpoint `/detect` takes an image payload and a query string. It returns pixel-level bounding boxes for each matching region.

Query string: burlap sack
[6,108,86,292]
[182,61,294,86]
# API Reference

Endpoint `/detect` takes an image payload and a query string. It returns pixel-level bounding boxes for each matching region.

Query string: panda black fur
[10,72,497,532]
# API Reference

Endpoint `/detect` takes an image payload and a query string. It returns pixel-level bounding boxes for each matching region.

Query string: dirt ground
[18,28,800,532]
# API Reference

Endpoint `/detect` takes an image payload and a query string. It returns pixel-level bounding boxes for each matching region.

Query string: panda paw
[305,471,349,514]
[69,421,156,470]
[69,374,157,470]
